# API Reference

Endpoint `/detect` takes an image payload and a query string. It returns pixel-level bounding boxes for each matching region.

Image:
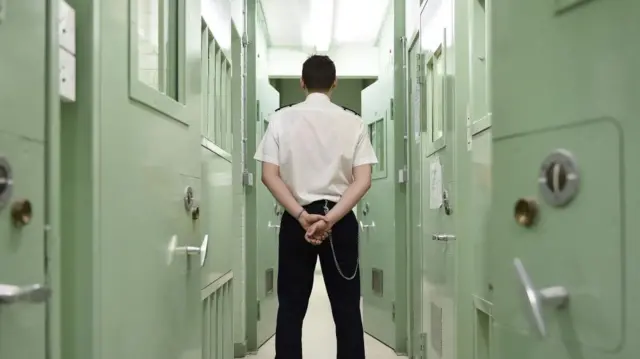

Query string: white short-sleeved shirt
[254,92,379,205]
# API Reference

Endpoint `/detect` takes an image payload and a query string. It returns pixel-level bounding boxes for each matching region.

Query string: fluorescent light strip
[310,0,334,52]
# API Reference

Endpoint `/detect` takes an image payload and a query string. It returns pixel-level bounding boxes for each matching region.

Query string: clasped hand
[298,212,333,245]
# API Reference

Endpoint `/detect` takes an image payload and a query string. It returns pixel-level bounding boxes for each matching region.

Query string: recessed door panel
[490,119,623,350]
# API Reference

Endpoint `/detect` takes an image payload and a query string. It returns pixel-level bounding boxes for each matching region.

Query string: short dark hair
[301,55,336,92]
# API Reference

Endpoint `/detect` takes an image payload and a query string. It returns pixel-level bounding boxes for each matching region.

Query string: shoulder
[334,105,364,128]
[275,102,300,113]
[340,106,360,117]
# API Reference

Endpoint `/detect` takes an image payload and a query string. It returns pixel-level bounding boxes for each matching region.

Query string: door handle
[0,284,51,304]
[267,221,280,229]
[432,234,456,241]
[167,234,209,267]
[359,221,375,230]
[513,258,569,337]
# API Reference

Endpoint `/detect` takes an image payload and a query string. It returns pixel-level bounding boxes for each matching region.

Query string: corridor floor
[246,269,404,359]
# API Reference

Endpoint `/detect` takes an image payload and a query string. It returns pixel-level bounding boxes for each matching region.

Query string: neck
[307,91,331,98]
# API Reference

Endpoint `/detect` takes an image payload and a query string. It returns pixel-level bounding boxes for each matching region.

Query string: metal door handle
[267,221,280,229]
[359,221,375,229]
[513,258,569,337]
[0,284,51,304]
[432,234,456,241]
[167,234,209,267]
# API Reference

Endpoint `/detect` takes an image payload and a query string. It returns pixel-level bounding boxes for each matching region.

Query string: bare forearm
[325,179,371,225]
[262,175,304,218]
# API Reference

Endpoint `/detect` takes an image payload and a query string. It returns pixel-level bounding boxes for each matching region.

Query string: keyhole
[11,199,33,227]
[545,162,567,193]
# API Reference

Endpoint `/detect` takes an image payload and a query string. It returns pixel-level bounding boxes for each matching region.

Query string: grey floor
[246,264,404,359]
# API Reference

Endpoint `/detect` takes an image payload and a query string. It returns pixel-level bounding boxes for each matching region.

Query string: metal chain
[323,200,359,281]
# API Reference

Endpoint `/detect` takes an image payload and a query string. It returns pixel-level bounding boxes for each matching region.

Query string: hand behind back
[305,219,332,245]
[298,211,332,245]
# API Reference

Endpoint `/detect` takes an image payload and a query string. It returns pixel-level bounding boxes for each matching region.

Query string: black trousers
[275,200,365,359]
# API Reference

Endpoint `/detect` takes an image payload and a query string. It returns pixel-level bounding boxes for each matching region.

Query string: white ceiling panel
[333,0,390,44]
[260,0,389,50]
[260,0,309,47]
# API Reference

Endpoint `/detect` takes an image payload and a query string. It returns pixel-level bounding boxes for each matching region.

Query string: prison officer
[254,55,378,359]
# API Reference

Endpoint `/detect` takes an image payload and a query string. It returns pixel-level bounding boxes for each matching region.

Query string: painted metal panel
[360,72,397,348]
[255,82,281,348]
[59,0,207,358]
[489,0,638,358]
[0,1,48,358]
[202,272,234,359]
[418,0,458,358]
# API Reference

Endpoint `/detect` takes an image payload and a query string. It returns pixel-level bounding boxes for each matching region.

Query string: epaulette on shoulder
[341,106,360,116]
[275,103,298,112]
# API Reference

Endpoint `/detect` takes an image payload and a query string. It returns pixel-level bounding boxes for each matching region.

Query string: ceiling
[260,0,391,50]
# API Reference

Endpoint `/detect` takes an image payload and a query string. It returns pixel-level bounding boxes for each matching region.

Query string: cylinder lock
[11,199,32,227]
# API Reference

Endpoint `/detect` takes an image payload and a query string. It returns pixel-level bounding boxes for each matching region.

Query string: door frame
[405,29,422,359]
[45,1,62,359]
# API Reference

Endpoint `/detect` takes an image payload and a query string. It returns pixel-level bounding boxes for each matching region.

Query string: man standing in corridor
[254,54,378,359]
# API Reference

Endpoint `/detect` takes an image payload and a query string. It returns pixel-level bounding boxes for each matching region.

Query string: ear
[332,78,337,89]
[300,78,306,90]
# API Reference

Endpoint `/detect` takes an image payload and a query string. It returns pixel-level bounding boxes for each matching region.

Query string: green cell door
[407,32,426,358]
[419,1,457,358]
[0,2,50,358]
[360,81,397,348]
[256,114,280,347]
[63,0,206,357]
[488,1,637,358]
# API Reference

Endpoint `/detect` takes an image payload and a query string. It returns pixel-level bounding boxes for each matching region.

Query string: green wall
[270,78,374,114]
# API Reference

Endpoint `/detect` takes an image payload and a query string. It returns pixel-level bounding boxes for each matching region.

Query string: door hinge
[419,332,427,358]
[241,33,249,47]
[392,302,396,321]
[242,171,254,187]
[390,99,395,120]
[416,54,424,84]
[257,300,261,321]
[398,167,408,184]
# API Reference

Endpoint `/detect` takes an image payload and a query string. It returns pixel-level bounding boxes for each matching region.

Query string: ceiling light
[309,0,334,52]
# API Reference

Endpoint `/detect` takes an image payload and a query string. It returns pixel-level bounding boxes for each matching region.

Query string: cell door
[419,0,457,358]
[488,1,637,358]
[0,2,50,358]
[360,81,397,349]
[256,116,279,347]
[407,32,427,358]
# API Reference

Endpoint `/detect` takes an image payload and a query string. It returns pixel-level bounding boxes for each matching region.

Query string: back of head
[301,55,336,93]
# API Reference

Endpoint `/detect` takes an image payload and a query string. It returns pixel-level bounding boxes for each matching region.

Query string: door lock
[10,199,33,227]
[267,221,280,229]
[183,186,199,220]
[442,190,452,215]
[0,284,51,304]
